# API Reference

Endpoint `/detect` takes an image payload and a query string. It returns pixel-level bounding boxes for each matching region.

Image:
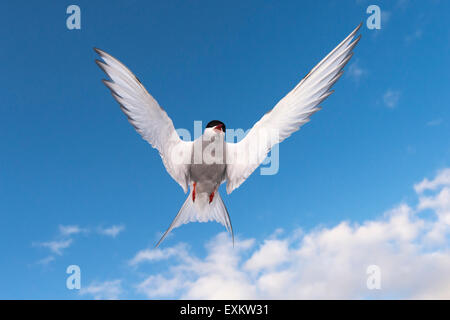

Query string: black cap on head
[206,120,226,132]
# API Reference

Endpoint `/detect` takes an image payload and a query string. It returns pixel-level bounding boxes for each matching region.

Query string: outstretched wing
[226,23,362,194]
[95,48,192,193]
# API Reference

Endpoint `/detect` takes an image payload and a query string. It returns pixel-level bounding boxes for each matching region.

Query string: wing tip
[154,233,166,248]
[349,22,363,39]
[95,59,108,74]
[351,34,362,48]
[93,47,111,60]
[342,22,363,45]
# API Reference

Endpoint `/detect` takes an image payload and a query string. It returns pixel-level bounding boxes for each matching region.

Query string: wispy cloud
[33,239,73,255]
[33,223,125,264]
[59,225,87,237]
[33,225,81,259]
[129,243,188,266]
[426,118,443,127]
[347,60,367,83]
[405,29,423,44]
[381,10,392,26]
[130,169,450,299]
[383,89,401,108]
[80,280,123,300]
[36,255,55,266]
[98,225,125,238]
[396,0,410,10]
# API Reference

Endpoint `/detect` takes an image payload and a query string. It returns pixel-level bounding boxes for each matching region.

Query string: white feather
[155,190,233,247]
[95,48,193,193]
[226,23,362,194]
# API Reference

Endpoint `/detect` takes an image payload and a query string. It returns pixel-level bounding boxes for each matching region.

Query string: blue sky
[1,0,449,299]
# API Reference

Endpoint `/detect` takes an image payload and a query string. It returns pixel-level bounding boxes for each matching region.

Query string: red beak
[214,124,223,131]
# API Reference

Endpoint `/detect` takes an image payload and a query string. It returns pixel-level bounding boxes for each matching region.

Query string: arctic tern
[95,23,361,247]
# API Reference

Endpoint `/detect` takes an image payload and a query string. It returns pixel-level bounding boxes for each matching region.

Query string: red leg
[209,191,215,204]
[192,182,196,202]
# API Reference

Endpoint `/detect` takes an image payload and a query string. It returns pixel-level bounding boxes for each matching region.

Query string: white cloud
[33,223,126,267]
[80,280,123,300]
[129,243,188,266]
[98,225,125,238]
[133,236,256,299]
[417,181,450,244]
[243,239,289,272]
[383,89,401,108]
[59,225,87,237]
[347,60,367,83]
[34,239,73,255]
[130,170,450,299]
[36,255,55,266]
[136,275,184,297]
[415,169,450,193]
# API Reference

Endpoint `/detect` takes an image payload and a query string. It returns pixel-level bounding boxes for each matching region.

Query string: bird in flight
[95,23,361,247]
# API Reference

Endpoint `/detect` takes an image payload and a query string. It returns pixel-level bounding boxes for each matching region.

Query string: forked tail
[155,191,233,247]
